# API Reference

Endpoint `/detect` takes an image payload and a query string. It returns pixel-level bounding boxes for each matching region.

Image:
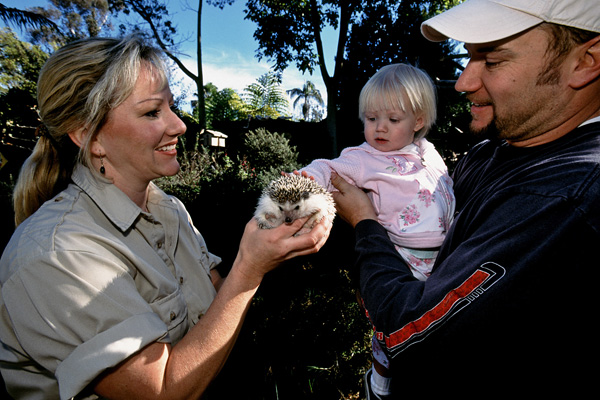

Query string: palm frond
[0,4,60,33]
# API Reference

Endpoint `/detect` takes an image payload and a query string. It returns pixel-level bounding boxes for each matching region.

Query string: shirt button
[169,311,176,321]
[179,276,184,284]
[197,313,204,320]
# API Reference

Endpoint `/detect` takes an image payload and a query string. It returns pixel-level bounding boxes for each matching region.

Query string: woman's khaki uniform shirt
[0,165,220,399]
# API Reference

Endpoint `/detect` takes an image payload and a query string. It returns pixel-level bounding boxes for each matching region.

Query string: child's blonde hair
[358,63,437,140]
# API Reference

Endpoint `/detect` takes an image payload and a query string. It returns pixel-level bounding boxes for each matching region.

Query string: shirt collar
[359,140,422,155]
[71,164,145,232]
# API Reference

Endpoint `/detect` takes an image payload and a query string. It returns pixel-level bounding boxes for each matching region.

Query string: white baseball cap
[421,0,600,43]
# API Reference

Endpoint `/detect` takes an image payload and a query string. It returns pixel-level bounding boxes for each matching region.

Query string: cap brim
[421,0,543,43]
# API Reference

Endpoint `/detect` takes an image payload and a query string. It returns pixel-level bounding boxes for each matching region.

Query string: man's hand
[330,172,377,227]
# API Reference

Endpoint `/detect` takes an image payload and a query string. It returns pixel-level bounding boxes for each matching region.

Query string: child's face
[363,108,424,152]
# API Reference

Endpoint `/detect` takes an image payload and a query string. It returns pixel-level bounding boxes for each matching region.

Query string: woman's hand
[233,215,332,285]
[330,172,377,227]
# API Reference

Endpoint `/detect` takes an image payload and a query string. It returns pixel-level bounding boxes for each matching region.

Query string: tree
[204,82,249,128]
[0,3,60,34]
[244,0,463,156]
[113,0,235,151]
[0,28,48,95]
[243,71,289,119]
[287,81,324,122]
[337,0,470,158]
[245,0,362,156]
[4,0,240,152]
[0,28,49,178]
[24,0,113,48]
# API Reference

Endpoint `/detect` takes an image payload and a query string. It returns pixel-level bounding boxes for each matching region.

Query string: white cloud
[170,47,328,116]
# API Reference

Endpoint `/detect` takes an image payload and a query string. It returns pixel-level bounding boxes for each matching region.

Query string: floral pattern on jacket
[300,138,456,279]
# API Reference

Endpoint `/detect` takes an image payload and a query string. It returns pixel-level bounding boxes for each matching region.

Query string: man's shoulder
[453,125,600,205]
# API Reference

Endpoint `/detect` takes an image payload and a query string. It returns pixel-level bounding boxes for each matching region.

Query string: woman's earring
[100,157,105,174]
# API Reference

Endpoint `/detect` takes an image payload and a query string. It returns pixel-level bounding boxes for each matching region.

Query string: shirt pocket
[148,286,189,344]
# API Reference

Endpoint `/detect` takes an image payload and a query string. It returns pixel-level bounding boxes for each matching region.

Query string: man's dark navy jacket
[356,122,600,392]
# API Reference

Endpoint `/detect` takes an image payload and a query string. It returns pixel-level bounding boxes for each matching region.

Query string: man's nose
[455,60,482,94]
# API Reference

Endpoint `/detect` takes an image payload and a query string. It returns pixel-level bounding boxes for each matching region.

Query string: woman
[0,35,331,399]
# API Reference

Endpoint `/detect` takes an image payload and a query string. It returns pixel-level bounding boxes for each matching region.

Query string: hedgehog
[254,174,336,236]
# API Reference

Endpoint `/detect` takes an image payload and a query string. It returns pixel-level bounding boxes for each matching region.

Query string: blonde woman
[0,35,330,399]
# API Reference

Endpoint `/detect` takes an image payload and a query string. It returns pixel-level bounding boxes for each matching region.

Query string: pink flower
[386,156,418,175]
[418,189,435,207]
[400,204,420,226]
[439,217,450,231]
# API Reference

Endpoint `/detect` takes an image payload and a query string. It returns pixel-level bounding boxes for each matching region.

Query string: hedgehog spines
[263,175,328,204]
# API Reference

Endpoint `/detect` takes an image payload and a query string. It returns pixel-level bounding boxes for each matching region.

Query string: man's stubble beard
[468,65,563,142]
[469,115,502,141]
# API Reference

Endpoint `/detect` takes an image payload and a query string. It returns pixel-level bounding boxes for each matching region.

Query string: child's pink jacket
[301,138,455,250]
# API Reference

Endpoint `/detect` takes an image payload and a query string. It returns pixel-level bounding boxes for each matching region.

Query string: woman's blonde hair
[358,63,437,140]
[13,34,168,226]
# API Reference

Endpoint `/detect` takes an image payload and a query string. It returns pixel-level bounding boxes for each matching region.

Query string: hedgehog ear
[301,191,310,199]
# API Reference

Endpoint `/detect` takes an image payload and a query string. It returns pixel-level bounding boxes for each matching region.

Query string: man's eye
[485,60,501,68]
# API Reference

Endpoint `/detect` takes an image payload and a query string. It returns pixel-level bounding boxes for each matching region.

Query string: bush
[243,127,303,191]
[156,128,372,399]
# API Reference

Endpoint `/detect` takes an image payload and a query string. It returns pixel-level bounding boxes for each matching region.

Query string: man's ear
[569,36,600,89]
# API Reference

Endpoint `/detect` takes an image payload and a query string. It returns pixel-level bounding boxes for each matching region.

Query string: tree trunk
[190,0,206,151]
[308,0,343,157]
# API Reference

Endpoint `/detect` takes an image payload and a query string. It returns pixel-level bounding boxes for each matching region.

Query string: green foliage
[220,261,371,399]
[155,128,303,202]
[113,0,176,45]
[245,0,357,74]
[243,71,290,119]
[0,28,48,95]
[242,127,302,190]
[25,0,113,47]
[155,128,371,398]
[154,146,219,205]
[245,0,360,155]
[244,0,468,156]
[204,82,249,128]
[206,0,236,9]
[0,4,60,39]
[0,28,47,150]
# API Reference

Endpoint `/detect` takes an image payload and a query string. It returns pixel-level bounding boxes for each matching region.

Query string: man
[332,0,600,395]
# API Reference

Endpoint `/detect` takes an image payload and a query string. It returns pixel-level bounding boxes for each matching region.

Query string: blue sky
[3,0,336,114]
